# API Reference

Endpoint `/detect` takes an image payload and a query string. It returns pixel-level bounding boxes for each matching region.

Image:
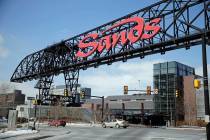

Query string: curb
[166,127,205,131]
[67,123,101,127]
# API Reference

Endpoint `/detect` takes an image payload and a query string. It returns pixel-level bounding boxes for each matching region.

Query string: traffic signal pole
[203,2,210,139]
[202,35,210,140]
[32,94,38,130]
[102,96,104,121]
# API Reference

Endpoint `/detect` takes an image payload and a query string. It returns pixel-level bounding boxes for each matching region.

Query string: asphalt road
[1,125,206,140]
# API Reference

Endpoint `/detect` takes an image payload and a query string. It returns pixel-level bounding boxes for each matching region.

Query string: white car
[102,119,128,128]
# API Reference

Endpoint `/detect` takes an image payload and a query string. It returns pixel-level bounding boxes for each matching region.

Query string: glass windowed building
[153,61,195,122]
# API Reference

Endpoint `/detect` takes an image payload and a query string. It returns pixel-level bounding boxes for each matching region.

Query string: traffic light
[32,99,37,105]
[146,86,151,95]
[194,79,201,89]
[32,99,41,105]
[175,90,179,98]
[80,91,85,99]
[37,99,41,105]
[124,85,128,95]
[64,89,68,96]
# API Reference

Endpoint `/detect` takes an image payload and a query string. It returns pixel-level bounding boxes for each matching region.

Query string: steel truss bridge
[10,0,210,106]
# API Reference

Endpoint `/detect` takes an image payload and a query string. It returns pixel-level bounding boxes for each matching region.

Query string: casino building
[83,94,156,124]
[83,61,204,126]
[153,61,196,123]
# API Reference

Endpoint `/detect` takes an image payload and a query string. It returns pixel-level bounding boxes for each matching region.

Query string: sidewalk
[0,125,71,139]
[21,122,102,128]
[0,128,38,139]
[166,126,205,131]
[66,122,101,127]
[127,124,148,128]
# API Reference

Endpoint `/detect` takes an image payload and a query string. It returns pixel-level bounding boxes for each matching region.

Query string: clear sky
[0,0,209,98]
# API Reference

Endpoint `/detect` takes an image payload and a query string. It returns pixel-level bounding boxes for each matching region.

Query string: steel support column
[34,75,54,104]
[64,70,80,105]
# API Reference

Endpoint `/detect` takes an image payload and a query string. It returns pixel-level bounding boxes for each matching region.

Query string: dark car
[48,120,66,127]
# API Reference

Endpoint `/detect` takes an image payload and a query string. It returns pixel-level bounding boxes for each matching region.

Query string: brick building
[195,78,210,120]
[183,76,197,123]
[0,90,25,118]
[82,62,202,126]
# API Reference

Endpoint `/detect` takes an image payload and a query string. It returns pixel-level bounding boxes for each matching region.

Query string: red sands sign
[76,16,161,58]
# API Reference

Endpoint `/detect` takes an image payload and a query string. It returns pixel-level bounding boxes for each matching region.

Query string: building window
[110,99,117,101]
[122,99,131,101]
[161,69,167,74]
[161,63,167,69]
[106,103,109,110]
[178,63,184,70]
[96,104,101,110]
[168,62,176,68]
[5,95,8,101]
[154,69,160,75]
[168,68,176,74]
[154,64,160,69]
[136,99,145,101]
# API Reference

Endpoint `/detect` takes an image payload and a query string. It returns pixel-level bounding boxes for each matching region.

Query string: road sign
[27,97,35,100]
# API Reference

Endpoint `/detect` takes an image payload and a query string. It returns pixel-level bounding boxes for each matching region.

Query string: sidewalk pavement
[0,128,38,139]
[166,126,206,131]
[66,122,102,127]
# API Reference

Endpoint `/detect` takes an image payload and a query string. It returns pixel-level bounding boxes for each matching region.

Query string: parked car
[29,117,35,122]
[48,120,66,127]
[0,117,7,123]
[0,117,7,129]
[102,119,128,128]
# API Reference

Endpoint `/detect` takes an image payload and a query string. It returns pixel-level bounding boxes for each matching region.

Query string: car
[102,119,128,128]
[48,120,66,127]
[29,117,35,122]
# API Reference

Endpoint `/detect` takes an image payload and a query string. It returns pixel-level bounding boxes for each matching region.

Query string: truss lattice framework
[64,70,79,95]
[11,0,210,83]
[34,75,54,104]
[10,0,210,104]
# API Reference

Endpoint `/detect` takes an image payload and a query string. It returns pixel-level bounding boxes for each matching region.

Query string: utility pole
[122,102,125,120]
[27,97,35,128]
[141,103,144,124]
[32,94,38,130]
[203,2,210,139]
[101,96,104,121]
[202,35,210,140]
